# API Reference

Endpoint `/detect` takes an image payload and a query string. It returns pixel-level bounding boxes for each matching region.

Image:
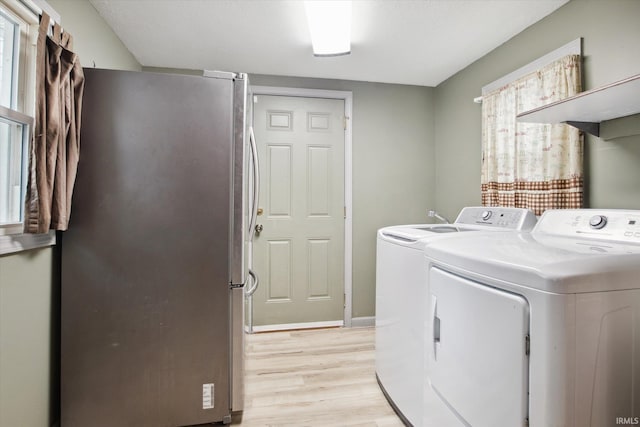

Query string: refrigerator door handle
[248,126,260,242]
[245,268,259,296]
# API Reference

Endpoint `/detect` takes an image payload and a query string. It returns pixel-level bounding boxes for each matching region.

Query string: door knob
[255,224,263,236]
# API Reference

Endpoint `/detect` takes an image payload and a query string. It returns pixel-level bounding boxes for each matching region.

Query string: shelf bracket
[565,121,600,137]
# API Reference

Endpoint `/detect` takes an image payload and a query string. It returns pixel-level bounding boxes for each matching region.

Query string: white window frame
[0,0,57,254]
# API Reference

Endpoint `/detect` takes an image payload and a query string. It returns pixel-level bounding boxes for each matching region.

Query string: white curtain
[481,54,582,216]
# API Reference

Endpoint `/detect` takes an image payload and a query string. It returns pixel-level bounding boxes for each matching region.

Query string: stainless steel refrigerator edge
[61,69,257,426]
[225,68,260,416]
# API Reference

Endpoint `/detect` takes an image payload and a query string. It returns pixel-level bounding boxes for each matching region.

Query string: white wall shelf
[517,74,640,137]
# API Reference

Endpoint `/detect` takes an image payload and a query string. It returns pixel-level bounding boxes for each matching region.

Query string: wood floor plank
[234,327,405,427]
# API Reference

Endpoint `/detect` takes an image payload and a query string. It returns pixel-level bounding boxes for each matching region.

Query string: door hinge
[525,334,530,356]
[343,293,346,309]
[344,206,346,219]
[524,417,529,427]
[343,116,349,130]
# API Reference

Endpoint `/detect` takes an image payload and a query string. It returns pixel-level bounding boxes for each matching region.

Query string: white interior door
[252,94,345,328]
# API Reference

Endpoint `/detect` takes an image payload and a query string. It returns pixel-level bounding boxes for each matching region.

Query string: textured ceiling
[90,0,569,87]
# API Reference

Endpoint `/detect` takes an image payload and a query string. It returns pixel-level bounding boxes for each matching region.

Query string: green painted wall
[248,75,436,319]
[0,248,54,427]
[434,0,640,220]
[47,0,141,71]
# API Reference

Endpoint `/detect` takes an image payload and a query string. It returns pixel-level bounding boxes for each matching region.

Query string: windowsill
[0,230,56,255]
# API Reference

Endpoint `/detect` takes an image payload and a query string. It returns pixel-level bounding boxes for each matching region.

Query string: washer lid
[379,224,474,240]
[424,231,640,294]
[377,224,476,250]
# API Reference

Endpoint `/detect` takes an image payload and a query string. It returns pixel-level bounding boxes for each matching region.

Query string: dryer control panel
[534,209,640,244]
[455,206,538,230]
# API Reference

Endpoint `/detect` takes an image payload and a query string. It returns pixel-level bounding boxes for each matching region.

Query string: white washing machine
[423,209,640,427]
[375,206,537,426]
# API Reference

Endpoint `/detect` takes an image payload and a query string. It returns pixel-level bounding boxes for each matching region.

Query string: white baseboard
[251,320,344,333]
[350,316,375,328]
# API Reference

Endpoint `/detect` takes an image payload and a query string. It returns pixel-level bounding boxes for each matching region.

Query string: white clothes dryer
[375,206,537,426]
[423,209,640,427]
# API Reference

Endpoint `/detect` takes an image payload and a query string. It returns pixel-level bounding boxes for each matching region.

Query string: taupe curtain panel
[25,12,84,233]
[481,55,583,216]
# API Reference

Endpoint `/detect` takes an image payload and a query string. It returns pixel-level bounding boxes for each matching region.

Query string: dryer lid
[424,230,640,294]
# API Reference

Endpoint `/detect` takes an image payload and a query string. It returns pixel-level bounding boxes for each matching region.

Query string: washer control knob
[481,210,492,221]
[589,215,608,230]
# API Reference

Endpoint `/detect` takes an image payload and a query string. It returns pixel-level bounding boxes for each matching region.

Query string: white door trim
[251,320,344,333]
[251,85,354,328]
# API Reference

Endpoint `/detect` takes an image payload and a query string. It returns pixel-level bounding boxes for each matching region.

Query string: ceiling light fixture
[304,0,352,57]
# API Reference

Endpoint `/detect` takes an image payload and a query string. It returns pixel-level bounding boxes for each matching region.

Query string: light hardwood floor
[233,327,405,427]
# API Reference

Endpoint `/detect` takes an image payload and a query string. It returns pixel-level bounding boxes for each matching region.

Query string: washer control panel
[454,207,537,230]
[589,215,608,230]
[535,209,640,243]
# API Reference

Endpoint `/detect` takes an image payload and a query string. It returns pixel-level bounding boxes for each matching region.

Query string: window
[0,106,31,227]
[0,0,56,252]
[0,10,19,109]
[479,39,583,216]
[0,2,35,237]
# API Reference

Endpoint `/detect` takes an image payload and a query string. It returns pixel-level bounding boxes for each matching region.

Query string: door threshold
[251,320,344,333]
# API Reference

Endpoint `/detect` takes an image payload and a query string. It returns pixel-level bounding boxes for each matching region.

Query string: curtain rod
[19,0,61,25]
[483,39,582,96]
[472,38,582,104]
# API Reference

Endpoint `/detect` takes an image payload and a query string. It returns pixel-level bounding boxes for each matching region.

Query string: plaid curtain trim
[481,177,583,216]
